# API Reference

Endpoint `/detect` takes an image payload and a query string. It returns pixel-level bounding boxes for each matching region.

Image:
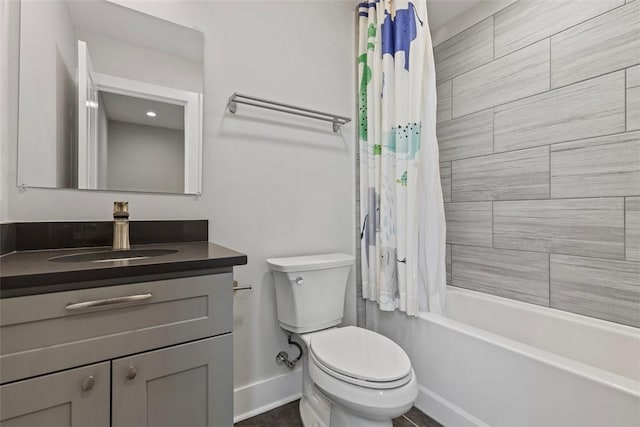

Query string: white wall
[107,120,184,193]
[0,0,14,222]
[3,0,356,418]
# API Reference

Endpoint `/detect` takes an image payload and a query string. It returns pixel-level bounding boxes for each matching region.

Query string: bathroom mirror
[16,0,204,195]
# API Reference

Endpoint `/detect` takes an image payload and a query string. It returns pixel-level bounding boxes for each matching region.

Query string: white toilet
[267,253,418,427]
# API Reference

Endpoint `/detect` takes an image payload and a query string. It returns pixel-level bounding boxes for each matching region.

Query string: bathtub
[367,287,640,427]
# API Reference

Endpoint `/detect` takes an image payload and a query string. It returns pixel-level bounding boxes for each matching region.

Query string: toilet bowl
[302,326,418,426]
[267,254,418,427]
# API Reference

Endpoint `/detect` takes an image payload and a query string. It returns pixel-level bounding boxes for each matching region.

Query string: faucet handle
[113,201,129,219]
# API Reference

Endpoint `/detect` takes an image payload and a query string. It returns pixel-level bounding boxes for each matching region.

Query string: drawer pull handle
[125,366,137,380]
[65,293,152,310]
[81,375,95,392]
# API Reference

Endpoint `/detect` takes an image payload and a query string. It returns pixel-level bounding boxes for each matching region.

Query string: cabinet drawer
[0,274,232,384]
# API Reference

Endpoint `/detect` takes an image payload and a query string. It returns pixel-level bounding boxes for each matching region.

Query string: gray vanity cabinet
[0,362,110,427]
[112,335,232,427]
[0,272,235,427]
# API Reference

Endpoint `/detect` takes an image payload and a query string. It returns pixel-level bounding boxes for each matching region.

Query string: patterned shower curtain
[358,0,446,315]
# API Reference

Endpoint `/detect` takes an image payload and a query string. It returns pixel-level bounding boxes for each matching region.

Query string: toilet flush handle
[295,276,304,285]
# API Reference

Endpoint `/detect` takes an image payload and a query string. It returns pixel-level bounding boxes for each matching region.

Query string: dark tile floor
[235,400,443,427]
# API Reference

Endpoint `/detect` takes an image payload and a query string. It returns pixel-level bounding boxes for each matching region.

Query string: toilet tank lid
[266,253,355,272]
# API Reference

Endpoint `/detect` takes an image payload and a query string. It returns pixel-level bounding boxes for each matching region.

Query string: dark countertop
[0,242,247,298]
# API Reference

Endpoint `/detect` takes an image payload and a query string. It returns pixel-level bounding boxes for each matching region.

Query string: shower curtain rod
[226,93,351,132]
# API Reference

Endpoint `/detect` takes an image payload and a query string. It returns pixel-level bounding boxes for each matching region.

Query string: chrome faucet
[112,201,130,250]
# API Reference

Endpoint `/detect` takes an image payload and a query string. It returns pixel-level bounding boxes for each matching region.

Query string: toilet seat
[310,350,412,389]
[309,326,412,389]
[307,350,418,421]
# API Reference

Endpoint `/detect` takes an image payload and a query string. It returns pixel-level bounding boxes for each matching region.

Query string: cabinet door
[0,362,109,427]
[112,334,232,427]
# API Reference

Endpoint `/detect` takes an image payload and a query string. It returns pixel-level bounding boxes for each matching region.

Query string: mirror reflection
[17,0,204,194]
[96,92,185,193]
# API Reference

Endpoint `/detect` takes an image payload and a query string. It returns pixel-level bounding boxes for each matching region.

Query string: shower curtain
[358,0,446,315]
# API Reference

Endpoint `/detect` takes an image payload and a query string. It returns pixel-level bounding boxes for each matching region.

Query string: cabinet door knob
[81,375,95,392]
[125,366,137,380]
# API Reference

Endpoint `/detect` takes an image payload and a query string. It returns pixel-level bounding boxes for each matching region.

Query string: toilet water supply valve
[276,334,303,369]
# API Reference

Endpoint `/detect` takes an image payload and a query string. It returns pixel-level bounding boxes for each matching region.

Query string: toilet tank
[266,253,355,334]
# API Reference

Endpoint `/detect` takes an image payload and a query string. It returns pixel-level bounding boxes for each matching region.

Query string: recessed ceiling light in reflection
[146,111,157,117]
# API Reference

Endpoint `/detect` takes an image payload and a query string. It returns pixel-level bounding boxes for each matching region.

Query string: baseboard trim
[234,369,303,423]
[415,384,488,427]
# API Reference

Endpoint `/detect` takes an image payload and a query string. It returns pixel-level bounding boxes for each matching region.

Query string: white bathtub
[367,287,640,427]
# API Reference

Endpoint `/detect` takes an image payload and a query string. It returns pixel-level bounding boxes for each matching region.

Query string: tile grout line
[444,195,636,204]
[435,16,494,83]
[495,0,629,61]
[447,240,629,262]
[443,122,635,164]
[446,65,634,123]
[534,63,636,100]
[438,0,629,83]
[440,128,638,168]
